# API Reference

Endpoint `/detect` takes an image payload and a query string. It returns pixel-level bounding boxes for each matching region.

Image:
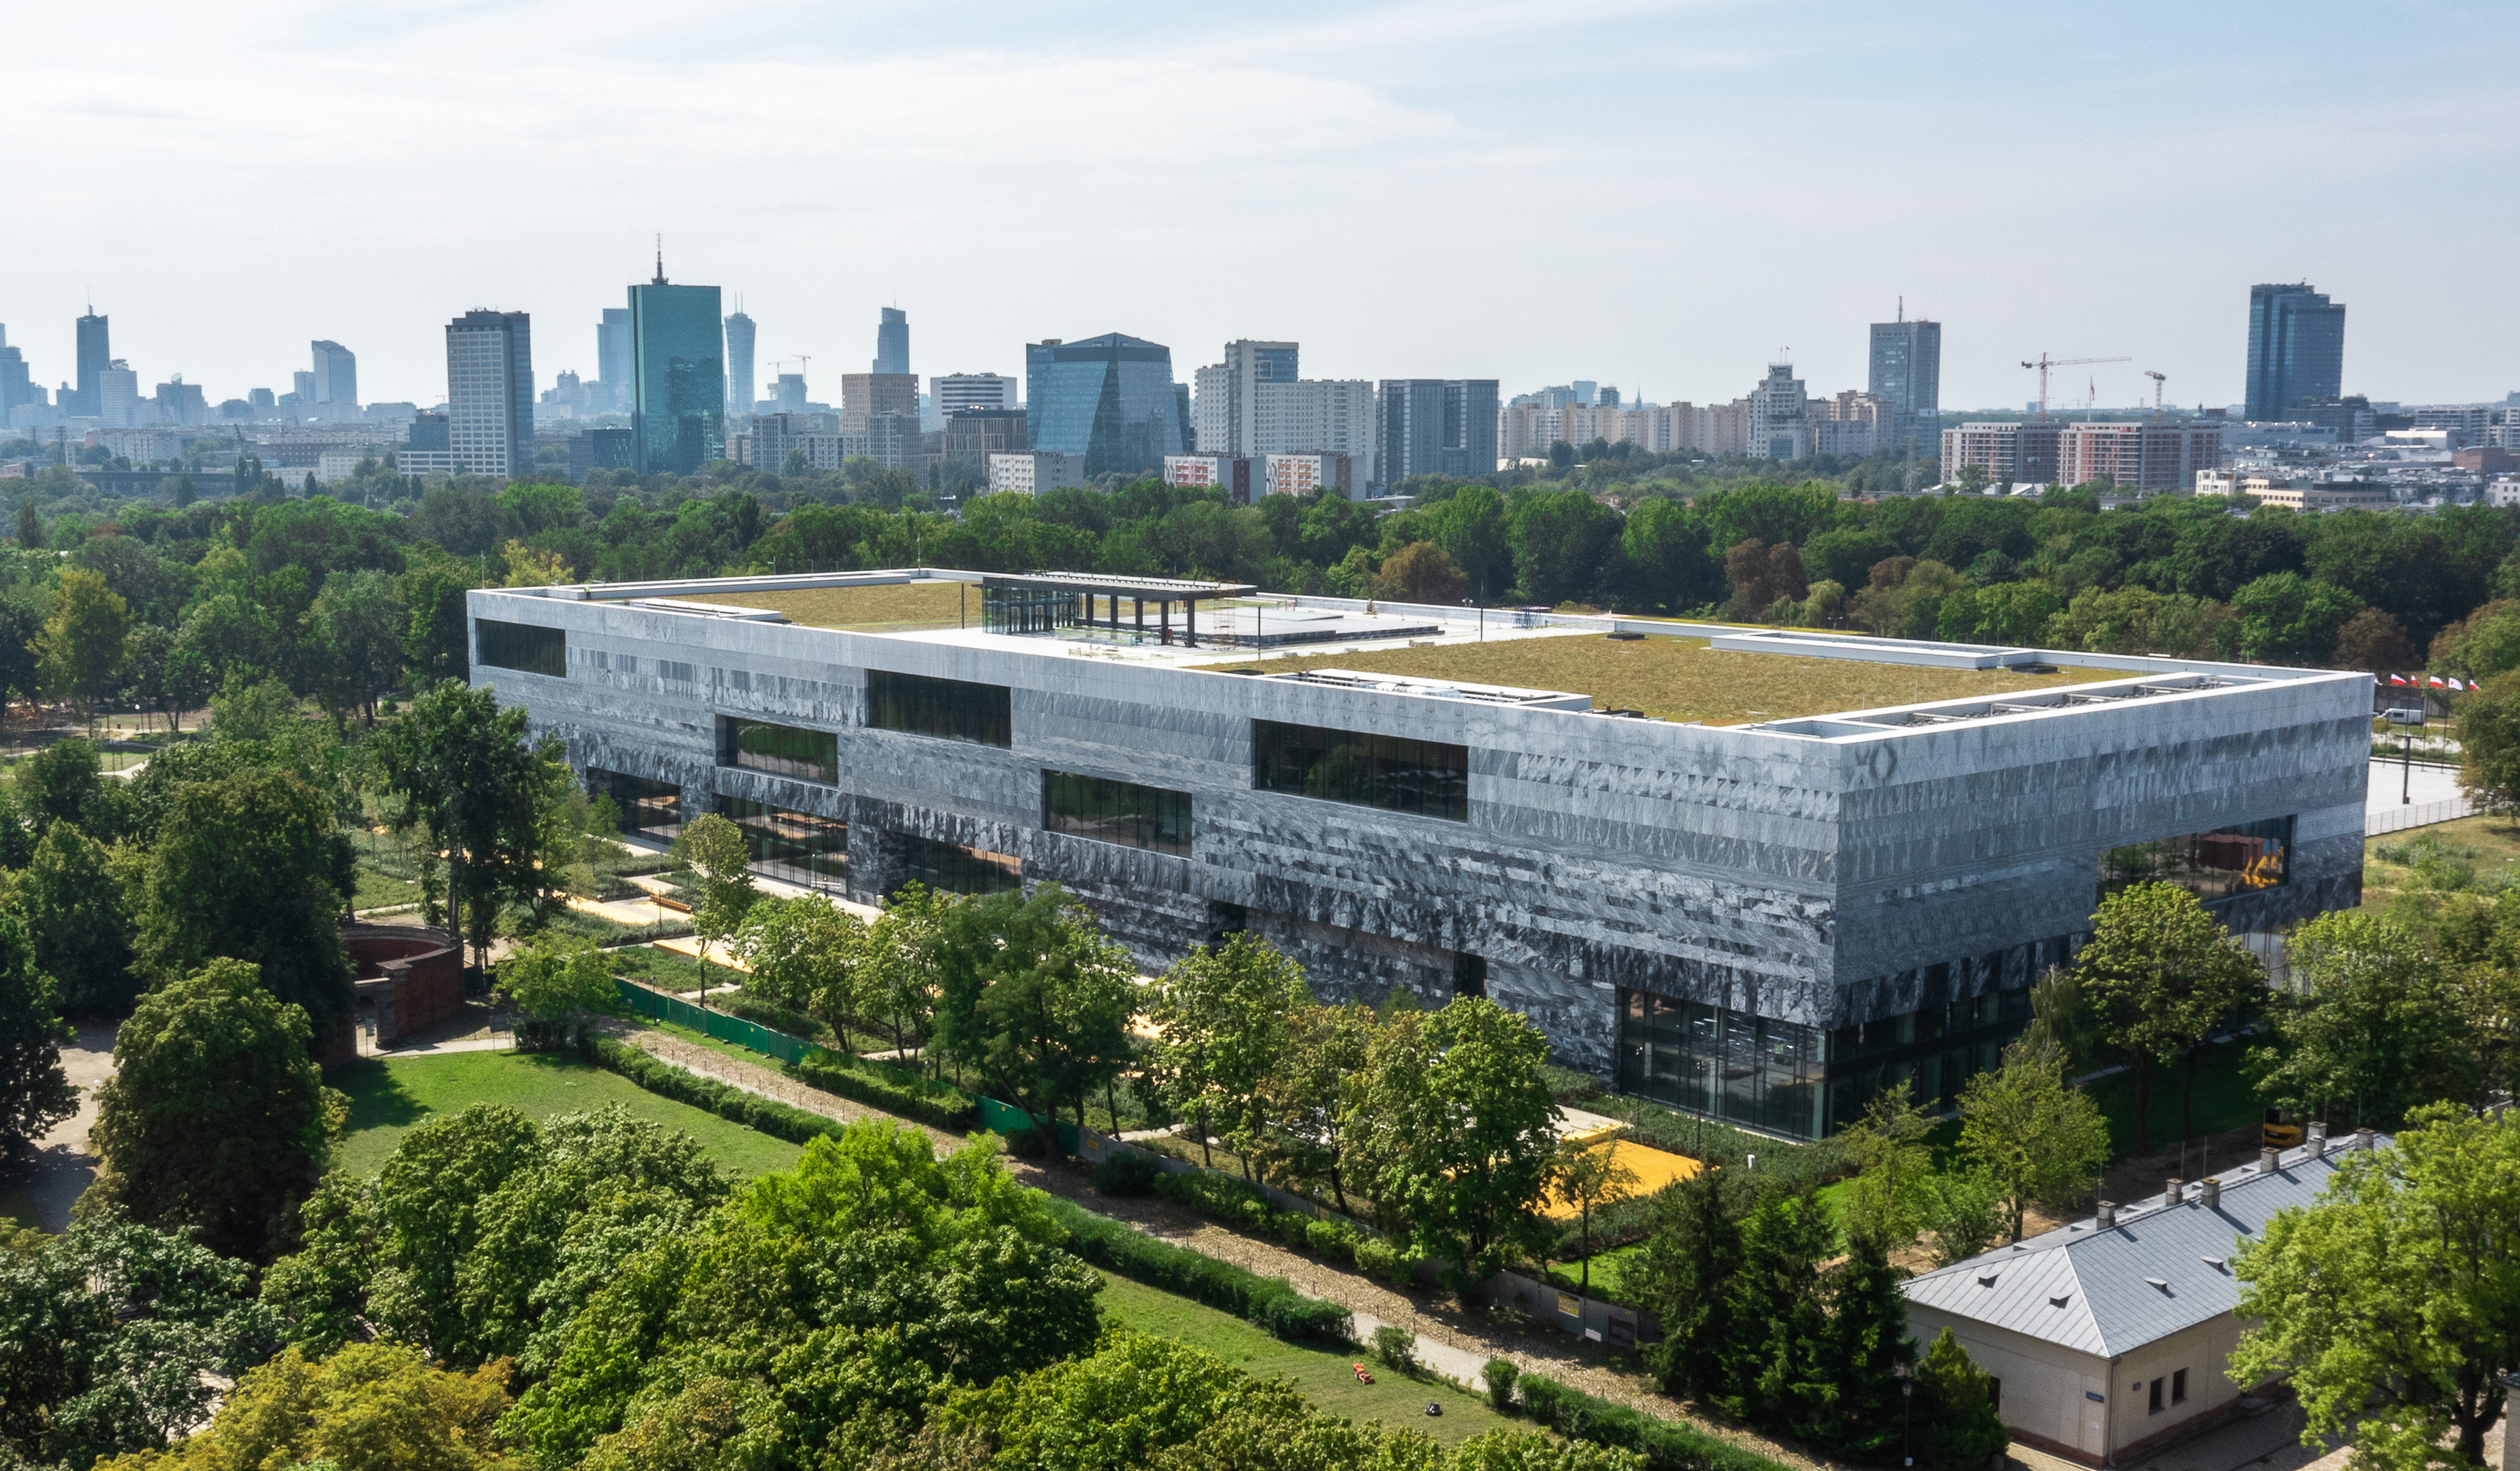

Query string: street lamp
[1898,1361,1914,1469]
[2382,705,2426,805]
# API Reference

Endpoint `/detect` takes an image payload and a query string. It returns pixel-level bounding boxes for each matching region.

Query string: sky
[7,0,2517,416]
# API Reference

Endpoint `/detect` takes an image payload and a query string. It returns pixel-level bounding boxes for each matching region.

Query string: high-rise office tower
[293,371,317,404]
[1192,340,1297,453]
[96,361,140,426]
[73,309,111,418]
[445,309,535,477]
[874,307,909,375]
[0,327,31,415]
[772,373,809,414]
[1375,378,1499,486]
[1026,334,1188,479]
[723,308,756,419]
[249,386,275,411]
[2245,283,2346,421]
[628,258,725,475]
[311,340,358,412]
[597,307,633,412]
[1867,307,1942,458]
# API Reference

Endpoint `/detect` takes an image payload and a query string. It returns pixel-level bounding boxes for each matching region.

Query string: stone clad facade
[472,577,2367,1138]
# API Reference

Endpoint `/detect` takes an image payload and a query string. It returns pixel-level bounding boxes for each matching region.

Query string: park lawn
[2083,1036,2261,1159]
[352,865,422,912]
[1092,1272,1519,1449]
[332,1050,803,1178]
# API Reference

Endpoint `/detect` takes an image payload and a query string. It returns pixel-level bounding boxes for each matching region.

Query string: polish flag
[2430,675,2449,688]
[2390,673,2410,686]
[2449,676,2468,691]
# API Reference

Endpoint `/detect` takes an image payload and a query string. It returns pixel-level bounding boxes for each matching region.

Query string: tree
[135,765,355,1038]
[1146,932,1309,1174]
[2229,572,2362,663]
[12,821,140,1015]
[2074,881,2263,1151]
[2453,667,2520,809]
[81,958,337,1260]
[734,893,868,1032]
[116,623,199,735]
[498,934,626,1051]
[0,910,74,1159]
[1726,1188,1834,1429]
[1913,1328,2011,1471]
[1373,540,1469,604]
[1808,1227,1916,1460]
[1836,1080,1937,1246]
[859,882,949,1062]
[1955,1042,2111,1243]
[2332,607,2419,674]
[1636,1167,1745,1400]
[2230,1104,2519,1470]
[670,812,757,1001]
[2250,913,2477,1131]
[1352,996,1562,1282]
[932,885,1137,1146]
[0,1217,278,1471]
[307,567,405,727]
[373,681,570,970]
[93,1343,515,1471]
[1552,1140,1637,1296]
[35,567,131,722]
[1252,1000,1375,1213]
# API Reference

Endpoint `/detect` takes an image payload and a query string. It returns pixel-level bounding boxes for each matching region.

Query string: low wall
[343,924,463,1042]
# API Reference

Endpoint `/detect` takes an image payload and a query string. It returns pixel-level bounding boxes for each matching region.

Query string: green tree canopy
[2250,912,2478,1129]
[1956,1042,2111,1243]
[0,908,74,1158]
[12,820,140,1015]
[931,885,1137,1144]
[2074,881,2264,1149]
[96,1342,515,1471]
[1145,932,1308,1173]
[496,934,626,1051]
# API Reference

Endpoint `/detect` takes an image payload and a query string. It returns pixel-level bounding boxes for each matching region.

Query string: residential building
[841,372,923,472]
[1026,334,1190,480]
[2055,422,2223,494]
[1809,391,1892,460]
[597,307,633,414]
[540,370,588,418]
[933,372,1017,416]
[987,451,1086,494]
[469,574,2365,1141]
[1164,453,1259,501]
[96,362,140,426]
[1376,378,1499,485]
[98,429,179,463]
[943,407,1027,470]
[2230,479,2394,511]
[2405,404,2493,445]
[2244,283,2346,421]
[1193,340,1299,453]
[72,309,110,419]
[731,413,849,473]
[445,309,534,477]
[1265,451,1361,498]
[391,450,468,477]
[874,307,909,376]
[1942,422,2065,486]
[628,264,725,475]
[1867,311,1942,458]
[860,412,923,474]
[311,340,357,414]
[723,310,756,421]
[1907,1130,2387,1467]
[1746,362,1809,460]
[567,427,638,480]
[2489,476,2520,508]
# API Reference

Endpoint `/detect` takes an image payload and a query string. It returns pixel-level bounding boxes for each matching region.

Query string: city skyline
[3,2,2513,416]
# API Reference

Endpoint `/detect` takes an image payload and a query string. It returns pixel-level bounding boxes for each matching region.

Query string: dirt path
[0,1021,117,1232]
[610,1026,1856,1471]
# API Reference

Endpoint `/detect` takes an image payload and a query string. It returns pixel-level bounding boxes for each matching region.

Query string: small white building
[987,450,1085,494]
[1904,1128,2387,1467]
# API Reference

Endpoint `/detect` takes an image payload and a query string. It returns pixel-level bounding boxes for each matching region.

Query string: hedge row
[713,989,829,1042]
[595,1038,863,1149]
[1137,1162,1442,1287]
[1517,1374,1790,1471]
[1043,1194,1354,1345]
[789,1050,981,1134]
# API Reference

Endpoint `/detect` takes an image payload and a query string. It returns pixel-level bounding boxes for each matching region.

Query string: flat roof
[981,571,1255,600]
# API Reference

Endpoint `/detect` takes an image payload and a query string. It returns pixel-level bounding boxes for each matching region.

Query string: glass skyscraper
[874,307,909,374]
[1866,312,1940,458]
[2244,283,2345,421]
[629,271,726,475]
[73,310,110,418]
[1024,333,1188,479]
[723,310,756,417]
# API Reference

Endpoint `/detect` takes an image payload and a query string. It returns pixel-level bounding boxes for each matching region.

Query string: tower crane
[2020,353,2131,420]
[2144,370,2167,420]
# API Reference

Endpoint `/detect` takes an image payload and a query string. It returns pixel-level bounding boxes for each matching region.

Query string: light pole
[1899,1361,1914,1469]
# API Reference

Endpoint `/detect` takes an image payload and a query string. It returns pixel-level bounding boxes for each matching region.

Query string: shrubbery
[1483,1356,1519,1410]
[1090,1149,1163,1196]
[713,987,826,1041]
[1516,1373,1787,1471]
[594,1038,866,1149]
[1043,1194,1352,1345]
[788,1046,979,1132]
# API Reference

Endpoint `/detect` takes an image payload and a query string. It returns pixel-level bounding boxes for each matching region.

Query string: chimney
[2165,1178,2184,1208]
[2258,1147,2280,1173]
[2352,1128,2375,1152]
[2306,1123,2328,1159]
[2201,1177,2222,1209]
[2097,1200,2118,1227]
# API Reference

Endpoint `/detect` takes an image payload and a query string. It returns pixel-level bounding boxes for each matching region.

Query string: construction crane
[2020,353,2131,420]
[2144,370,2167,420]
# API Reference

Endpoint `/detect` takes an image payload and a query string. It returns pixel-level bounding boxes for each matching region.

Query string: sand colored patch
[1538,1139,1705,1219]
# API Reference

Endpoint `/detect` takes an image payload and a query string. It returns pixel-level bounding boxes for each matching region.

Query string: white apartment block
[932,373,1016,415]
[1191,341,1376,495]
[987,450,1085,494]
[1746,363,1809,460]
[1264,451,1361,498]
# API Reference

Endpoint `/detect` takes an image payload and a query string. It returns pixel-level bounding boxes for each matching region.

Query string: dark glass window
[1042,770,1190,856]
[476,618,566,677]
[2101,816,2292,903]
[893,833,1021,896]
[723,797,848,888]
[866,669,1011,747]
[1617,991,1822,1139]
[586,768,683,839]
[1252,719,1468,822]
[722,716,839,784]
[2171,1370,2187,1405]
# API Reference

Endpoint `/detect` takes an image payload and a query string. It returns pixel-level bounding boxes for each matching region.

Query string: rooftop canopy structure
[977,571,1254,644]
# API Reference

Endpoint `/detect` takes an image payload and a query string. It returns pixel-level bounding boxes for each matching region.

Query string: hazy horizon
[7,0,2514,417]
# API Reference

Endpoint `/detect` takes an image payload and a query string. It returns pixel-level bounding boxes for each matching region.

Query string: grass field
[705,581,972,629]
[1093,1272,1518,1448]
[2359,813,2520,918]
[331,1050,804,1178]
[1196,633,2132,726]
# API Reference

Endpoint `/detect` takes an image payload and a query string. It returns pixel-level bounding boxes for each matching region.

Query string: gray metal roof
[1902,1134,2386,1359]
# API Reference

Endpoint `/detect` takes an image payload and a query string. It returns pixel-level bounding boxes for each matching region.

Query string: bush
[1305,1217,1359,1259]
[1090,1149,1164,1197]
[1542,1063,1607,1103]
[715,988,826,1041]
[593,1039,854,1151]
[1371,1324,1416,1373]
[1043,1194,1352,1344]
[1483,1357,1520,1411]
[1622,1108,1850,1197]
[1354,1236,1401,1283]
[789,1049,979,1133]
[1002,1124,1054,1159]
[1514,1372,1792,1471]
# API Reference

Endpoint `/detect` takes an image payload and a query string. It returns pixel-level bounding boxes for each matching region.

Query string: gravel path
[609,1026,1853,1471]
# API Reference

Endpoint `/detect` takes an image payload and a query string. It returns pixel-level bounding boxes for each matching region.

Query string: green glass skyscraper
[629,259,725,475]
